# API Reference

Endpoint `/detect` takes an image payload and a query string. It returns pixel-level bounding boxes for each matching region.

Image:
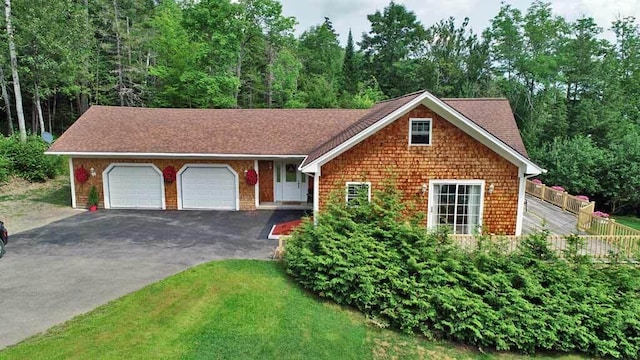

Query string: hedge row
[284,183,640,359]
[0,135,64,183]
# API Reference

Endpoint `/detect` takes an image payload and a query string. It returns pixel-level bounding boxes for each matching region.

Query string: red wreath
[74,166,89,184]
[246,169,258,186]
[162,166,177,183]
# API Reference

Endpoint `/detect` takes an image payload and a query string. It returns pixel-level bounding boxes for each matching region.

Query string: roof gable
[442,98,528,157]
[300,90,542,175]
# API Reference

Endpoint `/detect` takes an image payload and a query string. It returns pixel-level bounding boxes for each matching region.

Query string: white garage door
[105,165,164,209]
[179,166,237,210]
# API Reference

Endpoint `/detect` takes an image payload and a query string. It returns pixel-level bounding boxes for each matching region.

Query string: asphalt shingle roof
[442,98,528,156]
[48,92,528,163]
[48,106,368,155]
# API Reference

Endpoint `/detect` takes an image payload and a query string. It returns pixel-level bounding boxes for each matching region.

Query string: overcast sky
[279,0,640,45]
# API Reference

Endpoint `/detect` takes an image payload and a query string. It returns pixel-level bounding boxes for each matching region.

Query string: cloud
[574,0,640,28]
[279,0,640,44]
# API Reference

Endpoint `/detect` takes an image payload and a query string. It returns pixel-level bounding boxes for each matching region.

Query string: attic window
[409,118,432,145]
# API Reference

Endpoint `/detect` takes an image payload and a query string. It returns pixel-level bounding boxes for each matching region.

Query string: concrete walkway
[523,194,583,235]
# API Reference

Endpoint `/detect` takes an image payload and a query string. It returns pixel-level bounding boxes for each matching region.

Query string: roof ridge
[442,97,508,101]
[86,105,369,112]
[374,90,426,104]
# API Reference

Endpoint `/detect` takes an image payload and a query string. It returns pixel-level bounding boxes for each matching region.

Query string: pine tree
[341,29,358,95]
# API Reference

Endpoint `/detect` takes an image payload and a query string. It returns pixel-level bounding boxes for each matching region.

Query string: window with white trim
[409,118,432,145]
[430,182,483,235]
[345,182,371,204]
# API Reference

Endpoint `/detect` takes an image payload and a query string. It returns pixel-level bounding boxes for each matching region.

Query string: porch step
[257,202,312,210]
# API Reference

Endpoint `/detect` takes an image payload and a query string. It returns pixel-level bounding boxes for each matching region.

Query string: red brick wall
[71,158,257,210]
[319,105,520,234]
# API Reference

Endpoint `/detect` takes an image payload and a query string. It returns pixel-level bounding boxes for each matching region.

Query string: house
[46,90,543,235]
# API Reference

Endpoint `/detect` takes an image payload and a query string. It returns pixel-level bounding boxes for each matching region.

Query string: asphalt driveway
[0,209,305,349]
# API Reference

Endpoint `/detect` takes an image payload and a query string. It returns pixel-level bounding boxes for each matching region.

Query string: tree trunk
[52,94,57,132]
[126,17,132,67]
[0,66,14,135]
[113,0,124,106]
[79,0,90,114]
[4,0,26,141]
[266,43,274,108]
[78,93,89,114]
[145,50,150,86]
[234,47,242,108]
[47,97,52,133]
[34,82,45,136]
[31,106,35,134]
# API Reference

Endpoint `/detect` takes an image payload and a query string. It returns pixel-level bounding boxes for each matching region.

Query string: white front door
[275,162,307,202]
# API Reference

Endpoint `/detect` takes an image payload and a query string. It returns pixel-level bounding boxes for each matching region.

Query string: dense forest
[1,0,639,214]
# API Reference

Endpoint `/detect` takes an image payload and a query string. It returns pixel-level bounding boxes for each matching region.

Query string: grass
[0,260,587,360]
[0,176,71,206]
[614,216,640,231]
[32,178,71,206]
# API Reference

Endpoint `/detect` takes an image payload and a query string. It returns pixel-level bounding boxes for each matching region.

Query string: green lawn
[0,260,586,360]
[0,176,71,207]
[614,215,640,231]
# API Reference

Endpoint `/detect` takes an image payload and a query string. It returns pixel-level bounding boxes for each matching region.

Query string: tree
[11,0,90,134]
[601,125,640,213]
[302,75,338,108]
[520,1,568,92]
[0,66,13,134]
[534,135,605,195]
[486,3,524,82]
[231,0,296,108]
[424,17,491,97]
[271,45,302,108]
[171,0,240,108]
[149,0,220,107]
[299,18,342,83]
[341,29,358,95]
[359,1,426,97]
[611,17,640,125]
[297,17,342,108]
[4,0,25,141]
[88,0,156,107]
[562,17,606,102]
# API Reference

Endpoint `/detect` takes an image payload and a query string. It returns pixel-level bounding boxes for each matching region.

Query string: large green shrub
[285,183,640,359]
[0,135,64,182]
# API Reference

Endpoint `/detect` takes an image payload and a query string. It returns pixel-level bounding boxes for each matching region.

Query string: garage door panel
[107,166,163,209]
[180,166,237,210]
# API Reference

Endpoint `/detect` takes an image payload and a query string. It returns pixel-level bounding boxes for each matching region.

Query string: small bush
[0,135,64,182]
[285,182,640,359]
[87,185,99,207]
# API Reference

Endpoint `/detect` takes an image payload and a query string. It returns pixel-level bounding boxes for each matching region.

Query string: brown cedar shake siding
[318,104,520,235]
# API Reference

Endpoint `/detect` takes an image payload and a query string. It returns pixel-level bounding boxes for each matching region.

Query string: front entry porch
[257,159,313,210]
